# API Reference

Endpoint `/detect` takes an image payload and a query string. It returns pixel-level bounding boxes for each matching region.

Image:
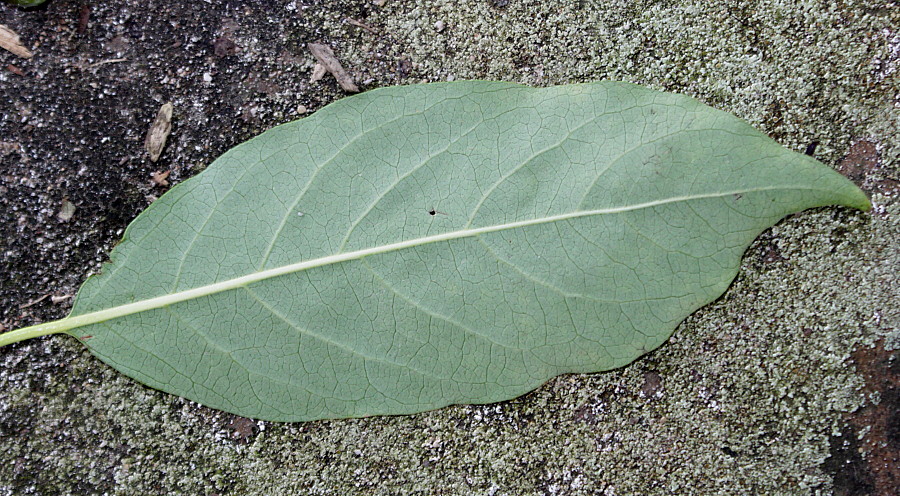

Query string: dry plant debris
[307,43,359,93]
[144,103,173,162]
[57,199,76,222]
[0,24,33,59]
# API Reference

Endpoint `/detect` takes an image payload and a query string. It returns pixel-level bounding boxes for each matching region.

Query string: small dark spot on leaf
[428,209,436,216]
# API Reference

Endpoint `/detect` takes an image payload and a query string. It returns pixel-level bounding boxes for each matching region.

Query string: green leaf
[5,0,48,8]
[2,81,869,421]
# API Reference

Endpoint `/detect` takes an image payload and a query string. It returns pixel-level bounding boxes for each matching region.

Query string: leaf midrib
[59,186,811,334]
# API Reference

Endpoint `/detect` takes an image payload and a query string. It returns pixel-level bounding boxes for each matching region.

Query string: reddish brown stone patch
[836,140,900,197]
[827,340,899,496]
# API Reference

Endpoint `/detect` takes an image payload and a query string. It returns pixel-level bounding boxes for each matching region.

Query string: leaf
[1,81,869,422]
[5,0,47,9]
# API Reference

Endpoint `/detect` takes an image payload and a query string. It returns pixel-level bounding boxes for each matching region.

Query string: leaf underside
[65,81,868,421]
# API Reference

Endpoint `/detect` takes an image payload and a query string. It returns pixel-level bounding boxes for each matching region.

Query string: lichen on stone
[1,1,897,494]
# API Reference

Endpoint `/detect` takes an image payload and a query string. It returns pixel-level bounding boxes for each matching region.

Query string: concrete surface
[0,1,897,494]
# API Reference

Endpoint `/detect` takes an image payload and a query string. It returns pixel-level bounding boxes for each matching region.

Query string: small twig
[51,294,73,304]
[19,294,49,309]
[89,57,128,68]
[344,18,378,35]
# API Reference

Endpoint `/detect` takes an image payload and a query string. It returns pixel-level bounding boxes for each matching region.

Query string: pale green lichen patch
[1,0,897,494]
